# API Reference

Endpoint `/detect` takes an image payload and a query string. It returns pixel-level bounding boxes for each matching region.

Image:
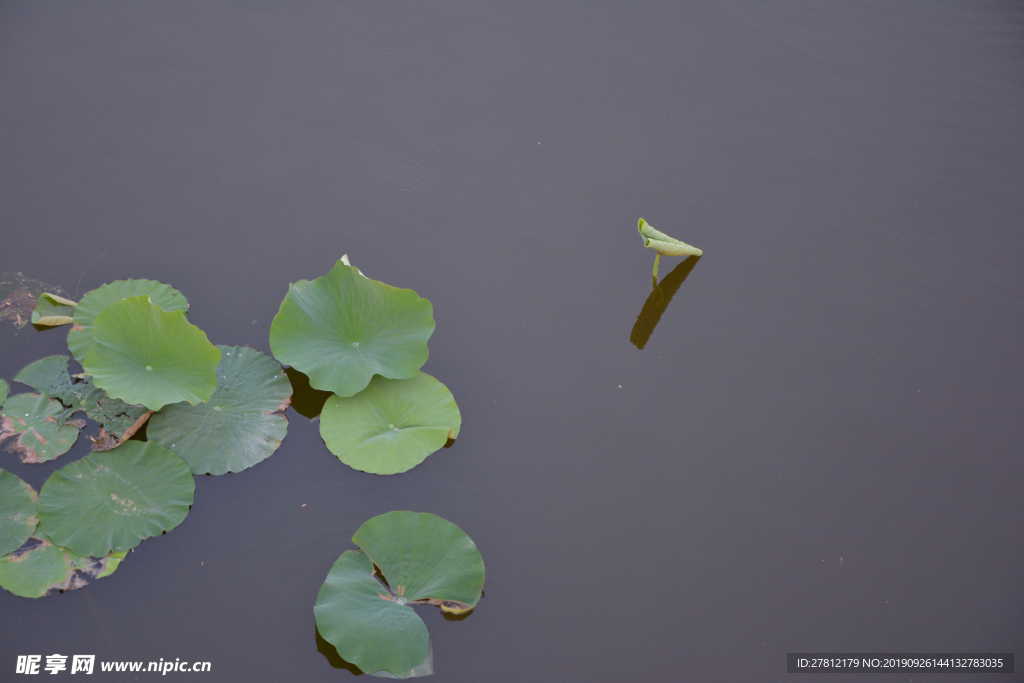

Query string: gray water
[1,2,1023,681]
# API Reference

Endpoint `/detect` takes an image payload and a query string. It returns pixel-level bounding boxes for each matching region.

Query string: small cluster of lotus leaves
[0,279,293,597]
[269,256,461,475]
[315,511,484,678]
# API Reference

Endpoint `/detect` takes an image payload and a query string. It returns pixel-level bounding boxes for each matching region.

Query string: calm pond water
[2,2,1023,681]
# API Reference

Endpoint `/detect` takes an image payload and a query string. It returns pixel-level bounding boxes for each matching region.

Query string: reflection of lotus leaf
[148,346,292,475]
[0,393,79,463]
[82,296,220,411]
[315,512,484,678]
[68,279,188,362]
[270,259,434,398]
[320,372,460,475]
[0,532,126,599]
[0,379,6,407]
[0,469,38,556]
[38,441,195,557]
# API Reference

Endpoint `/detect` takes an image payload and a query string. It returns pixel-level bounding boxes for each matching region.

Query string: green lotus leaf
[148,345,292,475]
[0,379,7,408]
[14,355,75,398]
[0,469,38,556]
[31,292,77,327]
[638,218,703,257]
[82,296,220,411]
[14,355,151,440]
[0,533,126,599]
[38,440,195,557]
[0,393,80,463]
[320,372,461,475]
[269,259,435,398]
[315,512,484,678]
[68,279,188,362]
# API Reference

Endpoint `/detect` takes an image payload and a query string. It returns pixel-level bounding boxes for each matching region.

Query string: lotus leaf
[38,440,195,557]
[315,512,484,678]
[82,296,220,411]
[0,469,38,556]
[14,355,148,440]
[0,379,7,407]
[0,533,126,598]
[0,393,80,463]
[31,292,76,327]
[320,372,461,475]
[68,279,188,362]
[14,355,75,398]
[148,346,292,475]
[270,259,434,398]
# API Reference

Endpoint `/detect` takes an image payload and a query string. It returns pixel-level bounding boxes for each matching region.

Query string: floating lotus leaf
[0,532,126,599]
[14,355,75,398]
[320,372,461,475]
[0,393,80,463]
[68,279,188,362]
[315,512,485,678]
[31,292,77,327]
[0,469,38,556]
[270,259,435,398]
[0,379,7,407]
[13,355,148,440]
[638,218,703,257]
[148,346,292,475]
[82,296,220,411]
[38,440,195,557]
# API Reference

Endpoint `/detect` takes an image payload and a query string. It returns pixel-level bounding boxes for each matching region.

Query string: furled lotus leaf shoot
[0,379,7,408]
[270,258,435,398]
[31,293,77,327]
[0,532,127,598]
[320,372,461,475]
[38,440,195,557]
[148,346,292,475]
[0,393,80,463]
[82,296,220,411]
[315,512,485,678]
[0,469,38,557]
[638,218,703,257]
[68,279,188,362]
[638,218,702,278]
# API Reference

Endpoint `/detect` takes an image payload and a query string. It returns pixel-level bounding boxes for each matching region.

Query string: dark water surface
[2,2,1023,681]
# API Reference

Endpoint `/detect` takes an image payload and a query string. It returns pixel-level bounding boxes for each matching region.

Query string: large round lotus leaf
[38,440,195,557]
[0,379,7,407]
[68,279,188,362]
[82,296,220,411]
[320,373,461,475]
[0,393,79,463]
[269,260,435,398]
[148,346,292,475]
[0,469,38,556]
[315,512,483,678]
[0,533,127,599]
